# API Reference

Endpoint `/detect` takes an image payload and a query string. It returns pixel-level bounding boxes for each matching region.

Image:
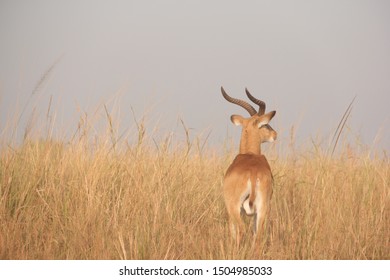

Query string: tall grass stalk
[0,103,389,259]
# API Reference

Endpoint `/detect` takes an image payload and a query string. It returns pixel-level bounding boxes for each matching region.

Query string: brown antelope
[221,86,277,246]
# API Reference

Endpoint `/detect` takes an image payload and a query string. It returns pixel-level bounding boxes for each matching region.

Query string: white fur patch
[243,199,255,216]
[268,136,275,143]
[257,120,268,128]
[233,119,241,126]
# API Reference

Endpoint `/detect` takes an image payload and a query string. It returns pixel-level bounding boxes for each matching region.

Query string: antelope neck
[238,129,262,155]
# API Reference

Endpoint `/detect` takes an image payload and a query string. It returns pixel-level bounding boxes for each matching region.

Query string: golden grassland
[0,115,389,260]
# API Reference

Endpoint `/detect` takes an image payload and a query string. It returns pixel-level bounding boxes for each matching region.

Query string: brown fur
[221,90,276,246]
[223,154,274,245]
[225,154,272,206]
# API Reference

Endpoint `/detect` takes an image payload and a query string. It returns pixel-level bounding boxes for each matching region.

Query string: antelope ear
[257,111,276,128]
[230,115,245,126]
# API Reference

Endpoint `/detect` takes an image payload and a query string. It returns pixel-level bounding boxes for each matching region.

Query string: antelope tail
[248,176,259,209]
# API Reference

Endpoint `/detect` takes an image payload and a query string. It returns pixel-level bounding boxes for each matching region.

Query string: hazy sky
[1,0,389,153]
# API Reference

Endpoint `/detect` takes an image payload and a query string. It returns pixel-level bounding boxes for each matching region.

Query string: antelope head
[221,87,277,155]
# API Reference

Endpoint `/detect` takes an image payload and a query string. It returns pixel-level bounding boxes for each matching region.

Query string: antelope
[221,86,277,246]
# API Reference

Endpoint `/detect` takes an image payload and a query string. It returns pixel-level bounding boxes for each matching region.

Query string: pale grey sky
[1,0,389,154]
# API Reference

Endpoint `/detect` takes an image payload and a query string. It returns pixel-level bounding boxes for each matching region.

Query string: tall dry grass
[0,105,389,260]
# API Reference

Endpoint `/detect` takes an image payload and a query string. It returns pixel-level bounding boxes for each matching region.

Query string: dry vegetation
[0,108,389,260]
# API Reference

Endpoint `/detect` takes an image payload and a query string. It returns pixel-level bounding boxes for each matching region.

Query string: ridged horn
[245,88,266,115]
[221,87,257,116]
